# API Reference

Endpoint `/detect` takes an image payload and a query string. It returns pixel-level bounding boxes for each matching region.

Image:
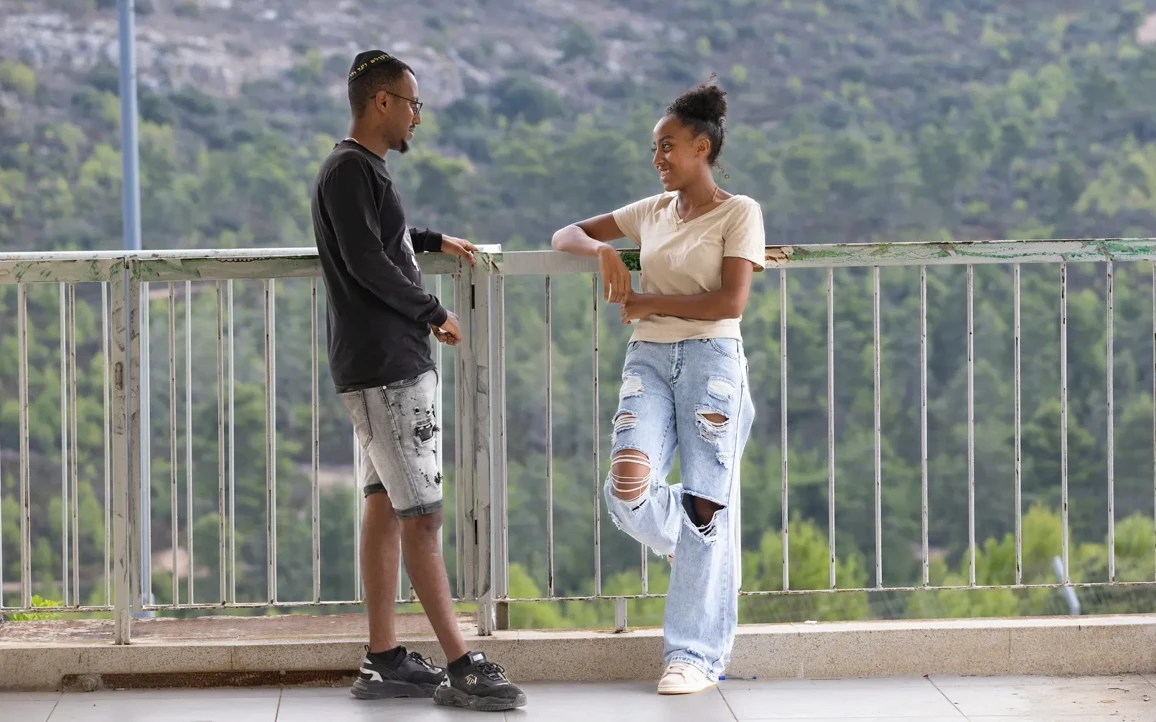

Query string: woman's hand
[619,258,757,323]
[597,245,632,304]
[620,290,652,324]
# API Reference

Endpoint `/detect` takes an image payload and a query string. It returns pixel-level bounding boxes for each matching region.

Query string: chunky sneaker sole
[435,651,527,711]
[433,682,527,711]
[657,678,716,695]
[350,648,445,700]
[351,677,440,699]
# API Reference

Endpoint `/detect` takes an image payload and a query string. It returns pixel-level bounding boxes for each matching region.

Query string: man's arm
[410,227,443,253]
[322,160,448,326]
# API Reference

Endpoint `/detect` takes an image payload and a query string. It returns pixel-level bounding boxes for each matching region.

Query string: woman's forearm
[634,291,744,321]
[552,224,609,257]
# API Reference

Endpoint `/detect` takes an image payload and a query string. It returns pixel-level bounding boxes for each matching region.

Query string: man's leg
[401,511,528,711]
[361,491,401,653]
[398,509,467,661]
[356,370,525,711]
[342,388,446,700]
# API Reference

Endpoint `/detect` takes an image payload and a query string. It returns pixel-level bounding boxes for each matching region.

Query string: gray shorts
[340,369,443,519]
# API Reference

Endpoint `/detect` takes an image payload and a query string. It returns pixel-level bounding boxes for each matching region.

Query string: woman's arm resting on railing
[621,257,756,323]
[551,213,624,254]
[552,214,632,304]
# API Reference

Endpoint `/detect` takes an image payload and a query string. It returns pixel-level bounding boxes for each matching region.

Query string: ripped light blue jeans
[605,338,754,681]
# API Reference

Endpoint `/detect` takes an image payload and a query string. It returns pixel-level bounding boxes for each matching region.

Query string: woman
[551,81,764,695]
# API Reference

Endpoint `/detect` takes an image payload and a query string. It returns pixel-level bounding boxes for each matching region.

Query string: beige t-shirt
[612,192,766,343]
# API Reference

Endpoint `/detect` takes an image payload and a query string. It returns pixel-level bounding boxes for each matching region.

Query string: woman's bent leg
[603,343,680,557]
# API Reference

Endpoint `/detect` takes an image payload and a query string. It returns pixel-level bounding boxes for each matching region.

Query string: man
[310,49,527,713]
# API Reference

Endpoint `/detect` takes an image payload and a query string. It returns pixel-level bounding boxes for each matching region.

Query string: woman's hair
[666,77,728,166]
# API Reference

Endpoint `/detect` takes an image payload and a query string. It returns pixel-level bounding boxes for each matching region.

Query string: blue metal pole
[117,0,151,617]
[118,0,141,254]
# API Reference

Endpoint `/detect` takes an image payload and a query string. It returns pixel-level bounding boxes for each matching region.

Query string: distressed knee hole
[696,407,730,438]
[610,450,651,503]
[620,374,644,399]
[683,494,725,540]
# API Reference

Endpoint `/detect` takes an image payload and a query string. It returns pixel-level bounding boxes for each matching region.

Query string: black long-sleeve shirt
[311,140,448,393]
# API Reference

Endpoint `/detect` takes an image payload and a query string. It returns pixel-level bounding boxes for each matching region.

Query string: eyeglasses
[386,91,422,114]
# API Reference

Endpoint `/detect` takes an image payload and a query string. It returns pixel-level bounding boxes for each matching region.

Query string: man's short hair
[347,50,415,116]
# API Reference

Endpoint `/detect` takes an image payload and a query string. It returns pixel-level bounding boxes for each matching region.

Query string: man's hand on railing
[441,236,478,267]
[432,311,462,345]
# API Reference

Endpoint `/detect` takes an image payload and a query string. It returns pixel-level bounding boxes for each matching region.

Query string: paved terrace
[3,613,1156,720]
[3,675,1155,721]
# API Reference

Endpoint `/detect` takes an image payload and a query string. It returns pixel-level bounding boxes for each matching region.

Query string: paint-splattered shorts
[604,338,754,680]
[340,369,442,519]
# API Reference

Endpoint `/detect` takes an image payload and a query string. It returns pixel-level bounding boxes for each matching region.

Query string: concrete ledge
[3,614,1156,690]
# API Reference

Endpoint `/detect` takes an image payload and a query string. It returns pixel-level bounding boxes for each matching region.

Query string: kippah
[348,50,393,84]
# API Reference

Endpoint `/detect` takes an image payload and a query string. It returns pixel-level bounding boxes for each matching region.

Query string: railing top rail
[0,251,132,261]
[131,247,333,283]
[0,245,503,283]
[0,254,125,283]
[770,237,1156,269]
[4,239,1156,284]
[494,238,1156,276]
[0,244,505,263]
[130,250,335,283]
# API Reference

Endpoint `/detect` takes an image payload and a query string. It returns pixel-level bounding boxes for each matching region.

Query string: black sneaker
[433,651,527,712]
[351,646,446,699]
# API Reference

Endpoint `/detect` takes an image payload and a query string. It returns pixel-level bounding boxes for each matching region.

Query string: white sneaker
[657,661,716,695]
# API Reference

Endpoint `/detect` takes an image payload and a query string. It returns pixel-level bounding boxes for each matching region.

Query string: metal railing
[474,239,1156,633]
[0,249,471,643]
[4,239,1156,643]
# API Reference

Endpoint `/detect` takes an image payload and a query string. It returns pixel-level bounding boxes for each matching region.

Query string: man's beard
[398,139,410,154]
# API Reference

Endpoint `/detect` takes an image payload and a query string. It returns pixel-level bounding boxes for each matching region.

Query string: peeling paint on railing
[0,258,123,284]
[765,238,1156,268]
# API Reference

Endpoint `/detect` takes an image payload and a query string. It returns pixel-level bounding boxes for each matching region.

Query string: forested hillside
[3,0,1156,625]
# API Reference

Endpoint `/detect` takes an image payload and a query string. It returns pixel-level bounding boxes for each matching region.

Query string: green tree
[0,60,37,99]
[560,22,598,63]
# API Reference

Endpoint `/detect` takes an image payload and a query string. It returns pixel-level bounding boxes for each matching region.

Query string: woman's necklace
[673,185,720,227]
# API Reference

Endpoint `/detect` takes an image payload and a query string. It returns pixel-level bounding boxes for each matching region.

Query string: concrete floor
[1,675,1154,721]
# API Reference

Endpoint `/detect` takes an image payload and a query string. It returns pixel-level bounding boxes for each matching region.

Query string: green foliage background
[4,0,1156,626]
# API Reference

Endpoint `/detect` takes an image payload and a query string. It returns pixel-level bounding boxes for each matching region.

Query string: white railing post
[493,271,509,630]
[469,248,509,635]
[111,259,142,644]
[454,267,477,603]
[473,260,496,636]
